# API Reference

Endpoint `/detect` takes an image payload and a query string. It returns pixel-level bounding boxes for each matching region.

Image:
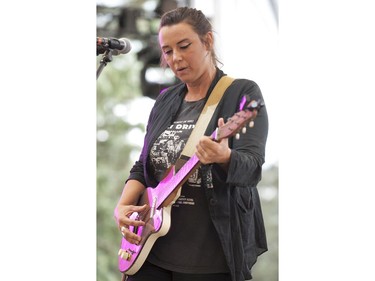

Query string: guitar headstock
[213,96,264,141]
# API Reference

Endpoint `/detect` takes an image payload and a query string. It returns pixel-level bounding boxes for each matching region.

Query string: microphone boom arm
[97,49,114,80]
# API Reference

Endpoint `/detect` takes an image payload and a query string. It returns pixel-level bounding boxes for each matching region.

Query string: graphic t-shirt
[147,98,229,273]
[149,99,204,186]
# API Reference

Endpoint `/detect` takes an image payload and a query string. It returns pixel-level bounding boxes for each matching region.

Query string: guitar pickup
[150,196,158,218]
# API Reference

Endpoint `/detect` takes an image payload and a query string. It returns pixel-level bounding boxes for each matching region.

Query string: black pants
[125,261,232,281]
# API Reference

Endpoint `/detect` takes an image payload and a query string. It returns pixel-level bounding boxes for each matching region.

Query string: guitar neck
[155,154,201,209]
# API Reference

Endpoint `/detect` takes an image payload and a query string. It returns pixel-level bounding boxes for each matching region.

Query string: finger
[120,226,128,236]
[218,117,225,127]
[196,145,212,165]
[118,216,144,230]
[121,204,148,220]
[128,219,146,227]
[127,204,148,214]
[201,137,218,154]
[121,227,142,245]
[121,212,147,228]
[195,145,206,163]
[198,136,213,150]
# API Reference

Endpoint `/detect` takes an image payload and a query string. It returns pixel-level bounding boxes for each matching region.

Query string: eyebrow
[161,38,190,49]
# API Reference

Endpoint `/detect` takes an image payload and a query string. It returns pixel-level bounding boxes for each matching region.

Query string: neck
[185,65,216,102]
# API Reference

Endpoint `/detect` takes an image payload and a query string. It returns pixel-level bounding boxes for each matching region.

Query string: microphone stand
[97,49,114,80]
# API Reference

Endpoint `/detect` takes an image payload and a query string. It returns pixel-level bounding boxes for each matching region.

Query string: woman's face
[159,22,212,84]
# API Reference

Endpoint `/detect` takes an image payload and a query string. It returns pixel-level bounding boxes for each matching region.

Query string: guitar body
[118,168,182,275]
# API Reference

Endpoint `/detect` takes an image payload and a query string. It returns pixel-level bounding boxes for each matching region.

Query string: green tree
[97,53,145,281]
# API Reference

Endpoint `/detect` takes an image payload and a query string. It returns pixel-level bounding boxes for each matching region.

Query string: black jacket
[127,69,268,281]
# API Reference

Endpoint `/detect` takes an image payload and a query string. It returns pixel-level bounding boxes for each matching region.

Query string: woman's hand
[195,117,231,166]
[114,180,147,245]
[115,203,149,245]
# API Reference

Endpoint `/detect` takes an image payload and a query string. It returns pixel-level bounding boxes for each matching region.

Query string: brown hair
[159,7,220,67]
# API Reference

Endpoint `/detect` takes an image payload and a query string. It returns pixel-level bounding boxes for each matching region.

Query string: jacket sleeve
[225,80,269,187]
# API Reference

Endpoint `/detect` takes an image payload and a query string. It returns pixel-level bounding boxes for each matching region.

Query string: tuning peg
[242,127,247,134]
[235,133,240,140]
[249,100,258,109]
[249,121,254,128]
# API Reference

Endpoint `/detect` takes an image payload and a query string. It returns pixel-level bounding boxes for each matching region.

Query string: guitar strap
[174,75,235,171]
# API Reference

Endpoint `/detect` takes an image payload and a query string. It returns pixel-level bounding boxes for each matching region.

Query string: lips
[176,66,188,73]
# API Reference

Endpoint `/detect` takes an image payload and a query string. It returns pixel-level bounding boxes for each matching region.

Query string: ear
[204,31,214,51]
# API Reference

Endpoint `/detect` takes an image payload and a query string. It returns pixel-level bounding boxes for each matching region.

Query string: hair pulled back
[159,7,220,67]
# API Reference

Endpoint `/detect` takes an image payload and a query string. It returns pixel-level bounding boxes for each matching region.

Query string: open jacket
[127,69,269,281]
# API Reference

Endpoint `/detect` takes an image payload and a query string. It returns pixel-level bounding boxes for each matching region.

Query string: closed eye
[180,42,192,49]
[162,42,191,56]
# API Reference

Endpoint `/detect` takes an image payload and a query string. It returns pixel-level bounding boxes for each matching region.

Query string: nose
[172,49,182,62]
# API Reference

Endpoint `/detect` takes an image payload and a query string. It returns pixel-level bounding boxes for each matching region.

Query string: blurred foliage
[253,165,279,281]
[96,53,278,281]
[97,52,144,281]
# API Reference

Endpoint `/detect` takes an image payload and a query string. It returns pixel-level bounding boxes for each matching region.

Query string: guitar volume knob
[118,249,132,261]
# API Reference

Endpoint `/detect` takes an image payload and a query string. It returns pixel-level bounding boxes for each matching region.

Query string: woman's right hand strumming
[114,180,148,245]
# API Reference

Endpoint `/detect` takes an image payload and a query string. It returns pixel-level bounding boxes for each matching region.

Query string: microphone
[97,37,132,56]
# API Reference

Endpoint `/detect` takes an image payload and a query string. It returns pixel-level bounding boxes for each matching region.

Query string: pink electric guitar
[118,97,264,275]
